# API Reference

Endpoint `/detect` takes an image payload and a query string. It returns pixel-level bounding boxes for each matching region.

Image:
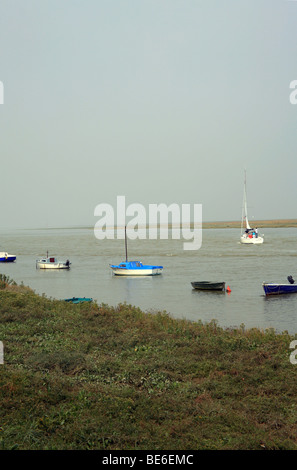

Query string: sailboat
[110,226,163,276]
[240,170,264,245]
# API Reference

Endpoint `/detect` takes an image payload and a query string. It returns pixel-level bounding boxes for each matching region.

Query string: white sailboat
[240,170,264,245]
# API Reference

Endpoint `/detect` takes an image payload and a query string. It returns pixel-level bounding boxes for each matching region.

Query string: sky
[0,0,297,229]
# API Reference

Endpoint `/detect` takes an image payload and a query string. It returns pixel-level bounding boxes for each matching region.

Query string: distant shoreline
[202,219,297,229]
[14,219,297,231]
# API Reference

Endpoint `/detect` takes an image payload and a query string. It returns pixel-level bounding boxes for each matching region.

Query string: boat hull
[37,263,70,269]
[263,283,297,296]
[0,255,16,262]
[111,267,163,276]
[191,281,225,291]
[110,260,163,276]
[36,255,71,270]
[64,297,93,303]
[240,235,264,245]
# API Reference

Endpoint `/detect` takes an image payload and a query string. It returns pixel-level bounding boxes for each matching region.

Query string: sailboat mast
[242,169,251,231]
[125,225,128,262]
[241,172,245,232]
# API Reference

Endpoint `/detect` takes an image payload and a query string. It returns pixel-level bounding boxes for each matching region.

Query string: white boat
[240,170,264,245]
[110,226,163,276]
[36,252,71,269]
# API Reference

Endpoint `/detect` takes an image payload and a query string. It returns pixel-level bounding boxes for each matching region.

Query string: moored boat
[0,252,16,262]
[240,170,264,245]
[191,281,226,291]
[110,260,163,276]
[263,276,297,295]
[64,297,93,304]
[110,226,163,276]
[36,253,71,269]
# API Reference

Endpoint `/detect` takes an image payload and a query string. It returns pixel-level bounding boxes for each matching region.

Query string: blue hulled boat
[110,260,163,276]
[0,252,16,263]
[263,276,297,295]
[110,226,163,276]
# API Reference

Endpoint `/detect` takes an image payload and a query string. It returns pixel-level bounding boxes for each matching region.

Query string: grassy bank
[0,276,297,450]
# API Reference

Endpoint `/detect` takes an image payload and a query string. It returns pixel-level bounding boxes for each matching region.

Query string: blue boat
[110,260,163,276]
[110,226,163,276]
[64,297,93,304]
[0,252,16,263]
[263,276,297,295]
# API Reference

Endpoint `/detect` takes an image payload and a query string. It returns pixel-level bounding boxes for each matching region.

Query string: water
[1,227,297,334]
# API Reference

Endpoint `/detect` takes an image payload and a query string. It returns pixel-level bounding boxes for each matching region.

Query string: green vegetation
[0,277,297,450]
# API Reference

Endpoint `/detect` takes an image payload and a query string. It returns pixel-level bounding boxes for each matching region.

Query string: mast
[242,169,251,231]
[125,225,128,262]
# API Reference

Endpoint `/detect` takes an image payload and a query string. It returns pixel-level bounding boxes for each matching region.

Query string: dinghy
[64,297,93,304]
[191,281,226,291]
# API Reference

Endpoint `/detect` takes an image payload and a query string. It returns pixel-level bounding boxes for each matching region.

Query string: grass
[0,277,297,450]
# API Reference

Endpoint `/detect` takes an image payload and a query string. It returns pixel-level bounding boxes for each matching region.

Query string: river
[1,226,297,334]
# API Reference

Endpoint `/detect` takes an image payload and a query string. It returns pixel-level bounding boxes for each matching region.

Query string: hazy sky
[1,0,296,229]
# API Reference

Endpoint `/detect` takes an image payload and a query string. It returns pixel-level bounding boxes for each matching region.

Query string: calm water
[1,227,297,334]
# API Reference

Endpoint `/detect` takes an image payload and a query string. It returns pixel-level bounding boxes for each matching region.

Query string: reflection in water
[112,275,153,305]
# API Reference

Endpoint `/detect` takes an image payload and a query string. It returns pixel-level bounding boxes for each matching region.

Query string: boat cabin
[117,261,144,269]
[40,257,57,263]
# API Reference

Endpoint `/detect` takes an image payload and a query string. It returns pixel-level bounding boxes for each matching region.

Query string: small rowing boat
[64,297,93,304]
[191,281,226,291]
